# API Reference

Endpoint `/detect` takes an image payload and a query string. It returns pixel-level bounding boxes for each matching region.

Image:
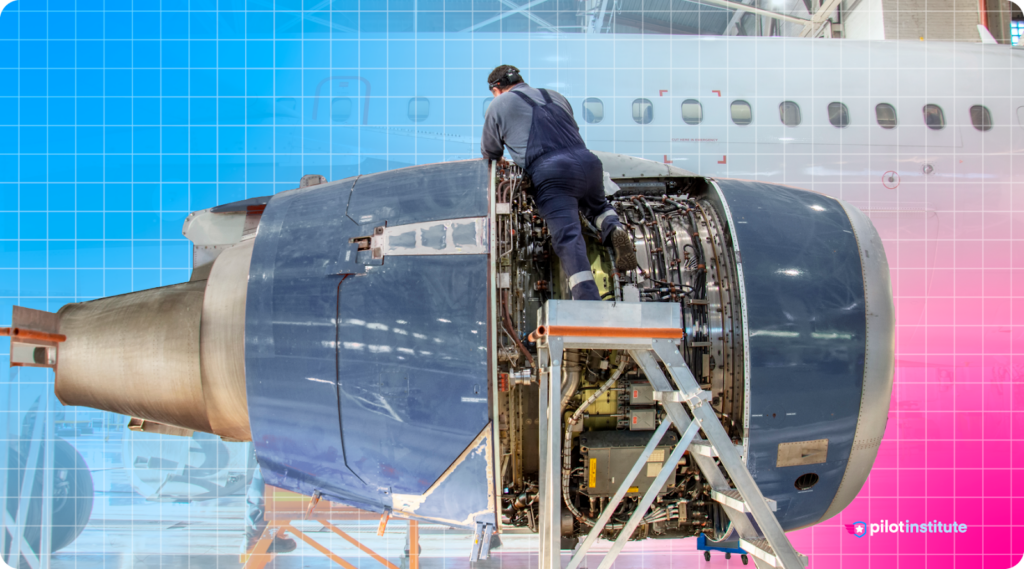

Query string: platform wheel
[725,552,731,559]
[704,551,711,562]
[741,554,749,565]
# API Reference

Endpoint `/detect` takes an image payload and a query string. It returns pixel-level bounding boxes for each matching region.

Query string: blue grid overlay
[1,2,1023,568]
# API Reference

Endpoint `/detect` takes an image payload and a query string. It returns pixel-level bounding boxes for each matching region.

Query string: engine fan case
[710,178,894,531]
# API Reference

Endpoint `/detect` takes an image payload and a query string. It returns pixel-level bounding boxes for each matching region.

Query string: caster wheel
[742,554,749,565]
[704,551,711,562]
[726,552,731,559]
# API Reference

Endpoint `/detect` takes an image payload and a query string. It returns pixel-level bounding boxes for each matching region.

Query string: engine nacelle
[42,154,893,540]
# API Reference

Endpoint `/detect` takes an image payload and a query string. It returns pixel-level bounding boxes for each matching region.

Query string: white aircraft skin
[328,36,1023,399]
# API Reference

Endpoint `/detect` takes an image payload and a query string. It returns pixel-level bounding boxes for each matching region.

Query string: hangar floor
[53,502,712,569]
[35,430,715,569]
[50,486,712,569]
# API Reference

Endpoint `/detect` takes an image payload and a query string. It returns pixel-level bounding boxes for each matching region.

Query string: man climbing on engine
[481,65,637,300]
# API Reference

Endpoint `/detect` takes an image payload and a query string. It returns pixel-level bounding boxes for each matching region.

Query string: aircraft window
[969,105,992,131]
[681,99,703,125]
[408,97,429,122]
[731,100,752,126]
[331,98,352,122]
[828,102,849,128]
[1018,106,1024,128]
[632,98,653,125]
[582,97,604,124]
[923,104,945,130]
[875,103,897,129]
[779,101,801,126]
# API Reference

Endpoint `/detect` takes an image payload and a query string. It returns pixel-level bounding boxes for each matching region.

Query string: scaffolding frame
[533,300,807,569]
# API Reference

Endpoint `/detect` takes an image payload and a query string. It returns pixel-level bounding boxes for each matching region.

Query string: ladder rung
[710,489,777,513]
[739,538,809,568]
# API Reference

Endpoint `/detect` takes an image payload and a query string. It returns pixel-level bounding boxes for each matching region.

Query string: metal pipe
[560,350,581,411]
[501,290,534,367]
[9,328,66,343]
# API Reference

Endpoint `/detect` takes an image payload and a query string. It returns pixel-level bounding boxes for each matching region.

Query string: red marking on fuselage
[664,155,673,164]
[718,156,727,164]
[712,90,721,97]
[659,90,668,97]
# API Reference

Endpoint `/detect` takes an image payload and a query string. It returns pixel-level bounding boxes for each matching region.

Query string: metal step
[688,440,745,459]
[710,489,777,513]
[739,538,809,568]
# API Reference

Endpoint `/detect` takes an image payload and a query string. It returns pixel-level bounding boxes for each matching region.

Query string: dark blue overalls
[512,89,623,301]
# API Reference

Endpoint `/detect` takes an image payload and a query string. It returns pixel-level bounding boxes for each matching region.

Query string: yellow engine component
[587,240,613,299]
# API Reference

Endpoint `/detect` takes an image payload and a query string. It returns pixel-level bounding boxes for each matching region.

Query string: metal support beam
[499,0,560,32]
[697,0,811,26]
[633,345,806,569]
[595,419,701,569]
[536,336,563,569]
[40,392,54,569]
[532,301,806,569]
[461,0,553,32]
[799,0,844,36]
[587,0,611,32]
[7,392,46,568]
[725,1,749,34]
[566,419,675,569]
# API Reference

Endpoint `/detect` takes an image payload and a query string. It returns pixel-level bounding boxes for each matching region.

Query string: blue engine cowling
[47,155,892,537]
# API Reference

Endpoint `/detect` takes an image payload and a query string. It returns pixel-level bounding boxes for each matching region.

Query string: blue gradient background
[0,1,515,316]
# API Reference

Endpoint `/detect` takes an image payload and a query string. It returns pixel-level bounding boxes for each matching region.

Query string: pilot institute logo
[845,521,868,538]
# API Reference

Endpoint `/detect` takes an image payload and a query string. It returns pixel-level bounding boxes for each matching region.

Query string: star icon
[845,522,869,538]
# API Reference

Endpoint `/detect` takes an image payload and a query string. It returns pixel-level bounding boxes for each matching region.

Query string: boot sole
[612,229,637,273]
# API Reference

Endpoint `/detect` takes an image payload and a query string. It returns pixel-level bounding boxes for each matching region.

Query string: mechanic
[481,65,636,300]
[242,459,297,555]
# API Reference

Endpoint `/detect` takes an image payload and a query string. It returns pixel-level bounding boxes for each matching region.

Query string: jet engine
[32,153,894,548]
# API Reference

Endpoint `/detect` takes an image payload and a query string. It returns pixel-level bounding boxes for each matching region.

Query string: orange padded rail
[6,328,67,343]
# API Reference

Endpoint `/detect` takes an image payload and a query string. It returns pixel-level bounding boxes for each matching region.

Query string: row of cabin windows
[333,96,995,133]
[582,97,995,132]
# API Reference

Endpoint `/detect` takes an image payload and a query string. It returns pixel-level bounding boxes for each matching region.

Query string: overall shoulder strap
[510,89,538,107]
[538,88,554,104]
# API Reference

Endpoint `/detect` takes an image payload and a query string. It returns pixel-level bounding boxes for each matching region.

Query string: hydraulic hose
[562,361,628,526]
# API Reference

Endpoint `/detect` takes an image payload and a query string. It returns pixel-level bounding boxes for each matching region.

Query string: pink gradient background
[770,209,1024,568]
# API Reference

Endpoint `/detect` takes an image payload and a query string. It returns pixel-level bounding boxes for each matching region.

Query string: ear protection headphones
[489,67,522,90]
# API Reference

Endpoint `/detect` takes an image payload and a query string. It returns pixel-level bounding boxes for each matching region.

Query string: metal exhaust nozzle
[55,240,254,441]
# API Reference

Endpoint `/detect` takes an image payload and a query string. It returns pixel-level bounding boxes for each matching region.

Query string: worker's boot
[610,227,637,272]
[243,528,298,555]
